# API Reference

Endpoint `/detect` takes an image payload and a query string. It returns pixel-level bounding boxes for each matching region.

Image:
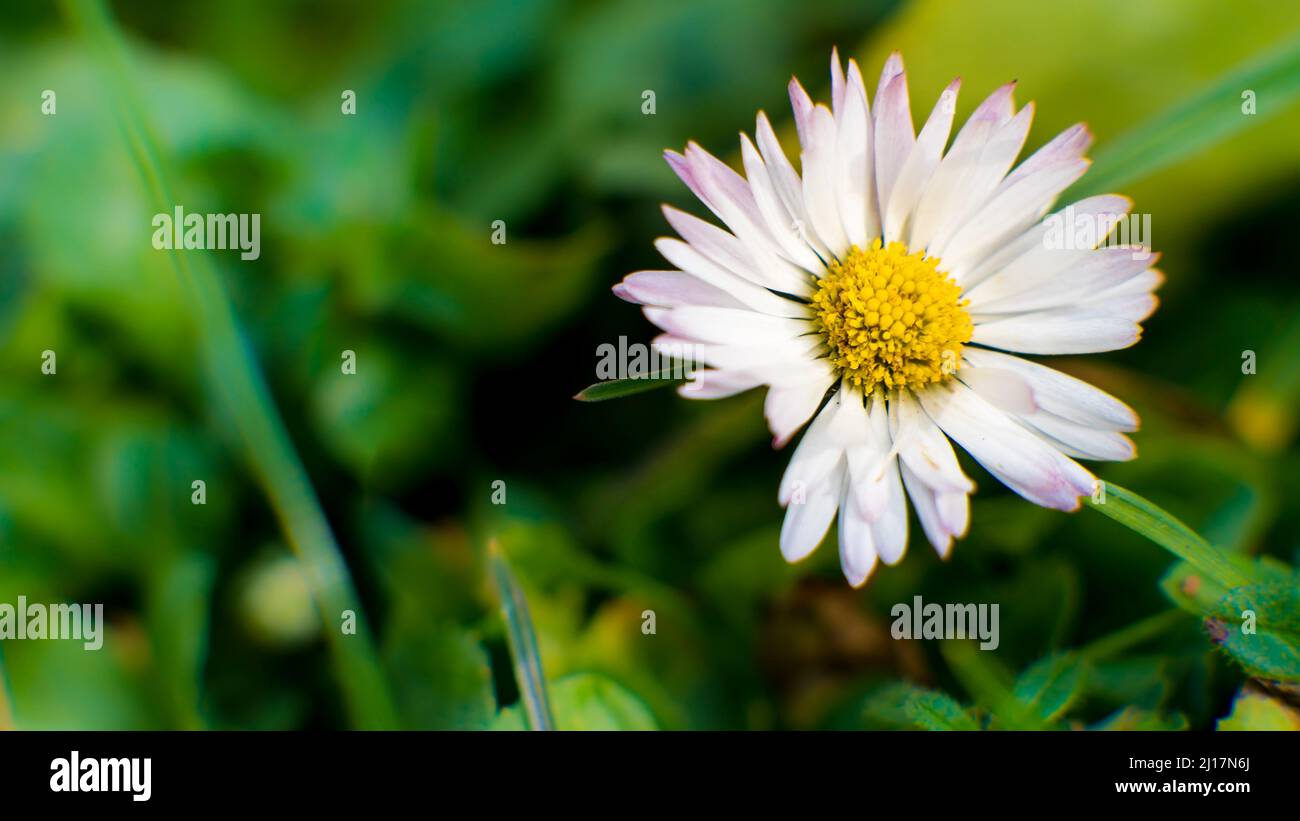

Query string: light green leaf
[1092,707,1188,731]
[1216,686,1300,730]
[492,673,658,731]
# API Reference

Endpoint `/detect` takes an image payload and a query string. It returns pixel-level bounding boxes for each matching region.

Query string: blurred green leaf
[942,641,1049,730]
[1092,707,1189,731]
[1228,310,1300,452]
[860,682,980,730]
[1013,654,1090,725]
[1067,33,1300,200]
[1086,657,1173,710]
[145,552,216,729]
[1216,686,1300,730]
[383,621,495,731]
[310,345,460,486]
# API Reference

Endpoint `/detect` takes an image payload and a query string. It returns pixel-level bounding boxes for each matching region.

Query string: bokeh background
[1,0,1298,729]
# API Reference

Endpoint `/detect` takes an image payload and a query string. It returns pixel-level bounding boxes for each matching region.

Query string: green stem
[61,0,397,728]
[1086,482,1254,589]
[1079,609,1187,663]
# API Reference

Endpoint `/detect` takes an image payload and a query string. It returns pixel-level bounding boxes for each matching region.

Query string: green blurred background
[0,0,1298,730]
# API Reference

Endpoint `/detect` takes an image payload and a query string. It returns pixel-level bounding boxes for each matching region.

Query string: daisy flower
[613,50,1160,586]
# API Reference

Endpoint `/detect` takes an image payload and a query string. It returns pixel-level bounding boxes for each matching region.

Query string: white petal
[837,490,879,586]
[788,74,816,148]
[900,462,961,558]
[870,459,909,565]
[890,390,974,493]
[739,134,826,273]
[800,103,851,255]
[941,158,1091,281]
[845,394,897,519]
[766,374,835,448]
[918,381,1096,511]
[936,488,970,540]
[1019,412,1137,461]
[1001,122,1092,191]
[780,391,851,503]
[960,347,1138,431]
[908,83,1017,251]
[780,463,843,562]
[835,59,878,247]
[929,101,1035,257]
[755,111,828,263]
[969,247,1159,315]
[1080,291,1159,323]
[654,235,810,315]
[615,270,749,310]
[830,47,847,117]
[683,144,810,293]
[957,366,1038,414]
[665,335,823,374]
[642,305,808,346]
[872,53,915,217]
[959,194,1131,289]
[676,369,764,399]
[885,78,959,245]
[972,310,1141,355]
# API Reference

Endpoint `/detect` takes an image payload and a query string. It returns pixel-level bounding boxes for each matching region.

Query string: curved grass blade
[489,539,555,730]
[62,0,397,728]
[1066,33,1300,199]
[1086,482,1256,589]
[574,369,690,402]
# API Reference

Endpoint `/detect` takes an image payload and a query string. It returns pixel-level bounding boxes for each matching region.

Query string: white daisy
[614,50,1161,587]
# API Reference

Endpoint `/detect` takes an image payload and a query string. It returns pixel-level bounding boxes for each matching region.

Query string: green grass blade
[489,539,555,731]
[1079,609,1187,663]
[574,370,689,402]
[1066,33,1300,199]
[1087,482,1255,588]
[61,0,397,728]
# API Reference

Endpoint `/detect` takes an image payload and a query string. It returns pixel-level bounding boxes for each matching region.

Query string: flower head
[615,50,1161,586]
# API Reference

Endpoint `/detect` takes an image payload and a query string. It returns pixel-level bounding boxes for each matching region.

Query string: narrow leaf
[574,369,689,402]
[1066,33,1300,199]
[489,539,555,731]
[1087,482,1255,588]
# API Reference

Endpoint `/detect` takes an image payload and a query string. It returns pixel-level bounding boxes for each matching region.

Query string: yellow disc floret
[812,240,973,391]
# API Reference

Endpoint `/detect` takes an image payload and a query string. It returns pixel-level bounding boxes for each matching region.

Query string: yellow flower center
[811,240,972,392]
